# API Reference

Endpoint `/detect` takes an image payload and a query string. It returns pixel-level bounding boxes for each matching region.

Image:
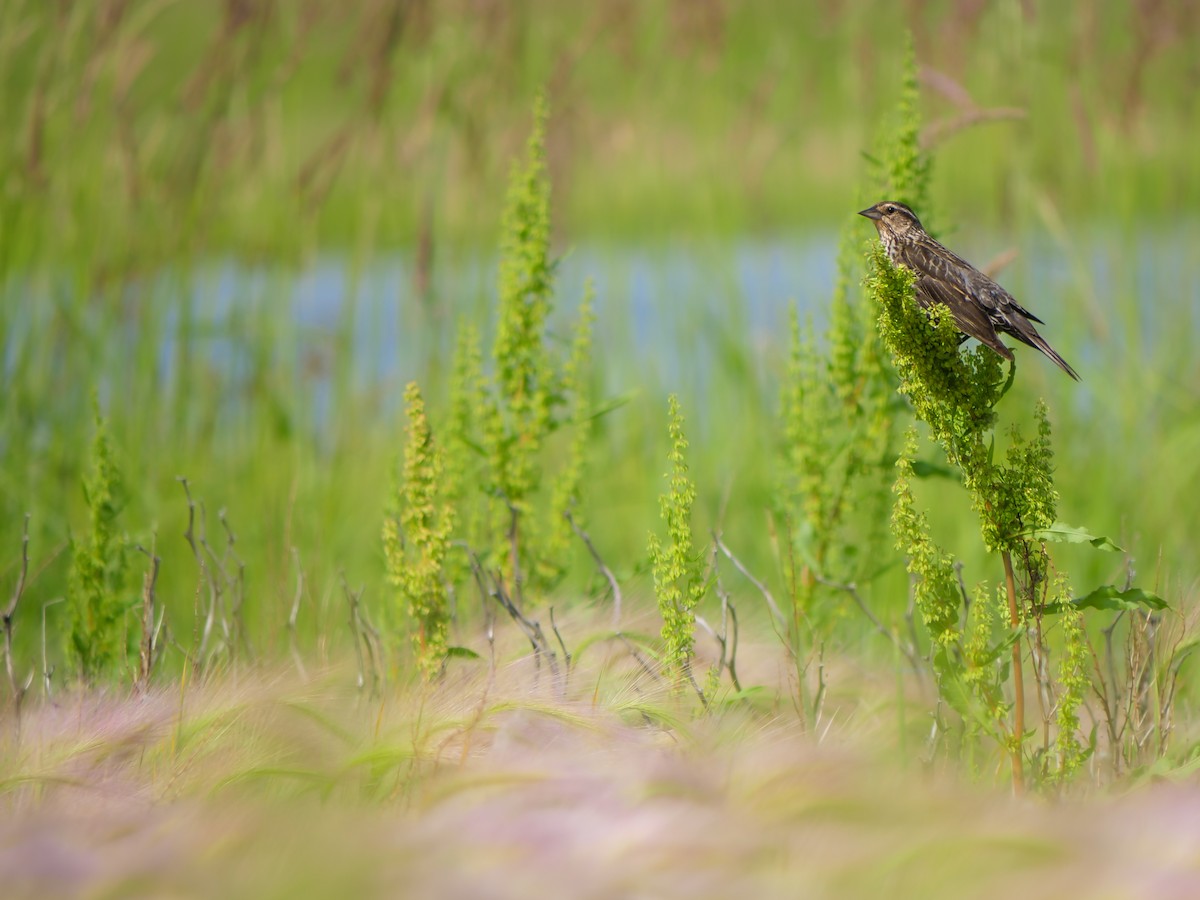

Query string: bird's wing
[915,238,1047,324]
[892,237,1014,359]
[913,273,1014,360]
[892,231,1078,379]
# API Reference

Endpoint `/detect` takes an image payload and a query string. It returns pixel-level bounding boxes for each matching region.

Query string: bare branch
[702,543,742,693]
[505,500,525,609]
[458,543,558,681]
[616,634,660,683]
[4,514,32,718]
[567,511,622,627]
[178,477,217,667]
[456,541,497,676]
[549,606,571,674]
[726,599,742,692]
[218,509,250,661]
[41,597,65,700]
[288,547,307,679]
[713,533,785,630]
[134,537,161,694]
[198,504,230,652]
[813,571,922,674]
[342,574,369,692]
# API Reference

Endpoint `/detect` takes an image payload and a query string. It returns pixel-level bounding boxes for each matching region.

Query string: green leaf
[910,459,958,480]
[570,630,660,665]
[724,686,769,701]
[445,646,482,660]
[1168,636,1200,672]
[715,685,775,712]
[975,625,1024,666]
[1045,585,1167,615]
[585,391,636,423]
[1017,522,1124,553]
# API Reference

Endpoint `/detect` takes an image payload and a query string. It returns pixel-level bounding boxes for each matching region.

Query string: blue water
[190,225,1197,405]
[7,224,1200,437]
[146,236,843,431]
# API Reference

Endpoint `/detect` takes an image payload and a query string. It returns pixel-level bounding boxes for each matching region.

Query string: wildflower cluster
[648,395,707,687]
[68,397,130,682]
[383,382,454,681]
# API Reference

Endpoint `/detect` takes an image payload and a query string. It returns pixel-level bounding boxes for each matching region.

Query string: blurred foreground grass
[3,631,1200,899]
[4,6,1200,886]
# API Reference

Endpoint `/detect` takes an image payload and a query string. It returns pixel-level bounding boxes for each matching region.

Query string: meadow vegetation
[3,2,1200,896]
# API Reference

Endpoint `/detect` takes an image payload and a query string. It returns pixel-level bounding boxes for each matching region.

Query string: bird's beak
[858,207,882,221]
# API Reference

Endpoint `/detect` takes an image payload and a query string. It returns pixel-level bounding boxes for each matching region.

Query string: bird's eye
[885,205,896,214]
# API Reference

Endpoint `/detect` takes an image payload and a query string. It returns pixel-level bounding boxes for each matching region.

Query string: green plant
[864,41,1181,793]
[872,222,1066,790]
[862,38,1089,791]
[771,37,924,719]
[776,236,899,697]
[543,283,596,581]
[443,317,489,587]
[482,93,556,589]
[384,382,454,681]
[447,94,596,605]
[1053,577,1088,783]
[67,396,131,682]
[648,395,707,692]
[380,98,598,678]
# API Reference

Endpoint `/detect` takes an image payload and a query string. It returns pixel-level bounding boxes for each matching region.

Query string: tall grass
[1,0,1196,260]
[0,2,1198,800]
[6,656,1200,900]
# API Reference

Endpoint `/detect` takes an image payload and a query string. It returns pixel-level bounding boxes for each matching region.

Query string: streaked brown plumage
[859,201,1079,381]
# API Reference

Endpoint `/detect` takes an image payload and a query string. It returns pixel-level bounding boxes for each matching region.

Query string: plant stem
[1003,549,1024,794]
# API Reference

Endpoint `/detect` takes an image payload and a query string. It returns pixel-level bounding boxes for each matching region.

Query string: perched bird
[859,201,1079,380]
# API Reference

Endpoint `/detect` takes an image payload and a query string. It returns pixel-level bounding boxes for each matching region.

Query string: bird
[859,201,1079,381]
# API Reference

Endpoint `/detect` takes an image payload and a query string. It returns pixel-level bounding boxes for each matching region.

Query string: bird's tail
[1028,333,1080,381]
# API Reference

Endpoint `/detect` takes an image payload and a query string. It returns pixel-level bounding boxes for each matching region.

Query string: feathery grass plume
[384,382,454,681]
[649,395,706,689]
[68,395,130,683]
[1054,576,1089,783]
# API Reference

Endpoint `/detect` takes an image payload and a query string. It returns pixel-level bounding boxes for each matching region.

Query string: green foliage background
[2,0,1199,738]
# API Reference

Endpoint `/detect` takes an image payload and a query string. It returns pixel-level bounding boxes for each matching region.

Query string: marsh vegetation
[3,2,1200,896]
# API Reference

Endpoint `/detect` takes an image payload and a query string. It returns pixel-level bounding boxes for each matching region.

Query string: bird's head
[858,201,924,239]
